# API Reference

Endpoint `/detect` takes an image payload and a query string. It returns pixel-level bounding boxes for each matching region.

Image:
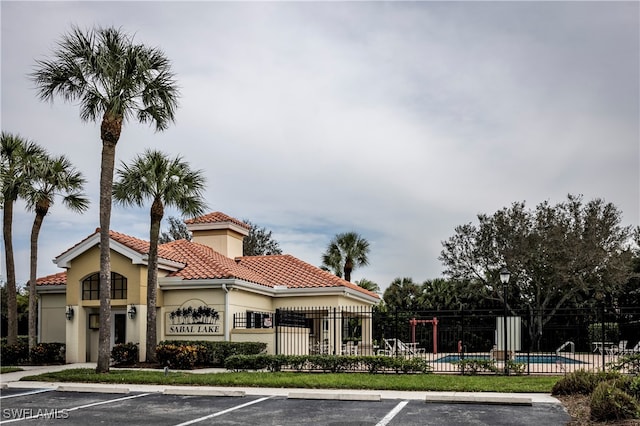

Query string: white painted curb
[163,387,245,397]
[57,385,130,394]
[288,392,381,401]
[425,394,532,406]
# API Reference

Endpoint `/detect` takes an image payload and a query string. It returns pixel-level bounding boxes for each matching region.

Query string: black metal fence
[265,305,640,374]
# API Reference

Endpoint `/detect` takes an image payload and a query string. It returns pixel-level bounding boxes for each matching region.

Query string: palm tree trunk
[28,205,47,351]
[3,200,18,345]
[146,198,163,363]
[97,114,120,373]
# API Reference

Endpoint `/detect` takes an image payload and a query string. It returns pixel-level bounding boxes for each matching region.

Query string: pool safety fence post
[600,303,606,370]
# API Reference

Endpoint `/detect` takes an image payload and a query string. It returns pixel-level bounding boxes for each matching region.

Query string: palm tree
[24,154,89,351]
[31,26,179,372]
[1,132,47,345]
[321,232,370,282]
[113,149,206,362]
[355,278,380,294]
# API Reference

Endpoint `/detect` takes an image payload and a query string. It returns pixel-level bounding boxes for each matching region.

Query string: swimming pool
[436,354,585,364]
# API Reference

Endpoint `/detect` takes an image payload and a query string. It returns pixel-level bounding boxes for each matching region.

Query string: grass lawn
[20,369,560,393]
[0,367,23,374]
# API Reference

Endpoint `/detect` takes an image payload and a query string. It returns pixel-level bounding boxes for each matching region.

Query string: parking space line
[0,389,54,399]
[376,400,409,426]
[174,396,273,426]
[0,392,153,424]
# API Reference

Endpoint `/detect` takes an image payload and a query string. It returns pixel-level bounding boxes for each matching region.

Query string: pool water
[436,354,584,364]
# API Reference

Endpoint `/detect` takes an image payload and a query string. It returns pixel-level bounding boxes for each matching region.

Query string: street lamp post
[500,267,511,375]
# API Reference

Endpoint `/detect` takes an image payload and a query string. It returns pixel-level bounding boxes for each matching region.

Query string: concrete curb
[288,392,381,401]
[163,387,245,397]
[57,385,130,394]
[425,394,532,406]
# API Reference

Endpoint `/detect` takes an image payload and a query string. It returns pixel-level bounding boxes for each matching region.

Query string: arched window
[82,272,127,300]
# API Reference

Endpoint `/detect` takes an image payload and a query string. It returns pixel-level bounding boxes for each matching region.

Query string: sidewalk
[0,363,562,405]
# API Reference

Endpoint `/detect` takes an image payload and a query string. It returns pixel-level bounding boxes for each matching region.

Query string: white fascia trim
[273,286,379,304]
[36,285,67,294]
[186,222,250,236]
[54,234,146,267]
[54,233,185,270]
[148,256,185,272]
[157,278,379,304]
[159,278,242,290]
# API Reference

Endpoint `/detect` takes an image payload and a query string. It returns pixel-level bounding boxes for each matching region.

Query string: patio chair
[381,338,423,356]
[623,341,640,354]
[605,340,628,355]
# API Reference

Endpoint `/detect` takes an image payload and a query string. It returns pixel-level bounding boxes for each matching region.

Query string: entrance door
[113,313,126,346]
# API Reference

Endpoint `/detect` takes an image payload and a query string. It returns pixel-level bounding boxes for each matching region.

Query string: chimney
[185,212,250,259]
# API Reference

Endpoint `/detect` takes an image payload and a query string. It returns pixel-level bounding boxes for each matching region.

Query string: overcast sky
[1,1,638,292]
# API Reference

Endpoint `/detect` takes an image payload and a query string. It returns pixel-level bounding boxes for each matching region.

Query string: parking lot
[0,387,570,425]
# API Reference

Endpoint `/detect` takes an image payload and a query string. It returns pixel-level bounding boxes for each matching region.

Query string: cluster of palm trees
[1,132,89,351]
[4,25,205,372]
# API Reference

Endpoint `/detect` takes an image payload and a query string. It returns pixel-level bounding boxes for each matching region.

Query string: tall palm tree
[1,132,47,345]
[321,232,370,282]
[24,154,89,351]
[31,26,179,372]
[113,149,206,363]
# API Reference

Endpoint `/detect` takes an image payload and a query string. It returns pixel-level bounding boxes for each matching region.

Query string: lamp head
[499,268,511,285]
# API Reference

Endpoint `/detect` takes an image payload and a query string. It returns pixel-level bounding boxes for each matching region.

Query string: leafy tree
[439,194,635,350]
[1,132,46,344]
[32,26,179,372]
[383,277,421,312]
[159,216,192,244]
[24,153,89,350]
[242,219,282,256]
[355,278,380,294]
[113,149,206,362]
[321,232,370,282]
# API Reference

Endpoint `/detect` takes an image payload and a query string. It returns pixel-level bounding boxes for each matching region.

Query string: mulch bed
[558,395,640,426]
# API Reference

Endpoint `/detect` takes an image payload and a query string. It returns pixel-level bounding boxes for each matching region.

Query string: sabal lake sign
[166,299,223,335]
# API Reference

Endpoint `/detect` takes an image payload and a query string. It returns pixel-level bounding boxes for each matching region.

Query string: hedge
[0,340,65,365]
[224,354,432,374]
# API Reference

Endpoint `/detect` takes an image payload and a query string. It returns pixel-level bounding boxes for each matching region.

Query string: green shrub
[551,370,621,396]
[158,341,266,367]
[156,343,200,369]
[29,343,65,365]
[452,359,498,375]
[608,353,640,376]
[0,342,29,365]
[590,379,640,422]
[111,342,139,366]
[507,361,526,376]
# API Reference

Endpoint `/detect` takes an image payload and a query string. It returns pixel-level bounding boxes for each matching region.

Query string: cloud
[1,1,638,289]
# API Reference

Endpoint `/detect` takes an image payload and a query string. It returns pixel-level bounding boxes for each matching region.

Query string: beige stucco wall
[65,246,146,306]
[230,329,274,353]
[160,288,226,342]
[190,229,244,258]
[39,293,66,343]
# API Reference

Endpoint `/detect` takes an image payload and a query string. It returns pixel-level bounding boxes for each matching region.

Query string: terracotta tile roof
[40,224,379,300]
[184,212,251,230]
[36,271,67,286]
[237,255,379,299]
[162,240,267,283]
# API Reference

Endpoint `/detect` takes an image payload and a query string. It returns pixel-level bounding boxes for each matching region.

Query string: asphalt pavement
[0,363,571,425]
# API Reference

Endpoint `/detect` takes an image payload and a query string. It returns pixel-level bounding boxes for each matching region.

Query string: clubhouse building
[36,212,379,363]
